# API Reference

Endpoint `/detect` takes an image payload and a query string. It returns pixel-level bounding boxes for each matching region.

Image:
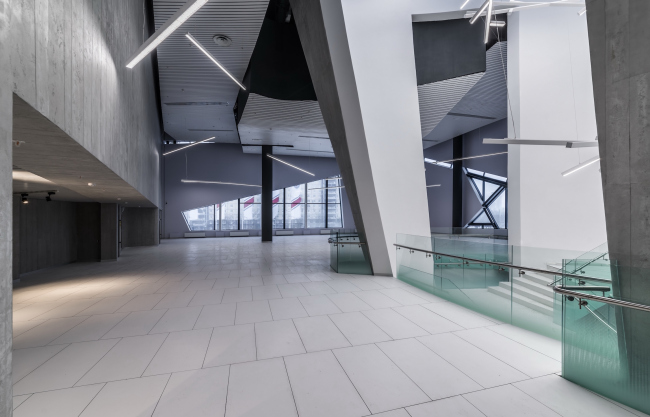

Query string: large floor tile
[393,305,463,334]
[79,374,170,417]
[329,312,391,345]
[13,320,46,338]
[269,298,309,320]
[13,395,31,410]
[487,324,561,361]
[14,384,104,417]
[50,312,128,344]
[204,324,257,366]
[380,288,428,305]
[117,294,166,312]
[406,395,485,417]
[299,295,341,316]
[189,288,225,306]
[194,303,236,329]
[454,328,561,377]
[101,309,166,339]
[235,300,273,324]
[324,279,361,293]
[156,281,191,294]
[377,339,482,400]
[153,367,229,417]
[150,306,203,333]
[226,358,298,417]
[333,344,429,414]
[422,302,498,329]
[13,344,68,384]
[144,329,212,376]
[255,320,305,359]
[153,291,196,309]
[77,333,167,385]
[212,277,241,289]
[418,333,529,388]
[294,316,351,352]
[362,308,429,339]
[285,351,370,417]
[513,374,641,417]
[277,283,309,298]
[222,287,252,304]
[463,384,560,416]
[13,316,88,349]
[327,293,372,312]
[345,277,384,291]
[353,290,401,309]
[13,339,119,395]
[303,281,337,295]
[31,299,99,321]
[252,285,282,300]
[76,295,135,316]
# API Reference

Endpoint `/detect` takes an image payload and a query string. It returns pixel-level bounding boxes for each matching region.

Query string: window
[180,176,344,232]
[464,168,507,229]
[182,205,215,231]
[240,194,261,230]
[221,200,239,230]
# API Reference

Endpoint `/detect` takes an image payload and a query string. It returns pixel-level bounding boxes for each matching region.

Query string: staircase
[487,271,556,316]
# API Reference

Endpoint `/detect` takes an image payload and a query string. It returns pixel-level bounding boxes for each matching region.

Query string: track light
[266,154,315,176]
[181,179,261,187]
[126,0,209,68]
[185,33,246,90]
[562,156,600,177]
[21,194,28,204]
[163,137,215,156]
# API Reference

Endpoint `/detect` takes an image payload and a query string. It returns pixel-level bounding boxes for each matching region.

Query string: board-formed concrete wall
[10,0,162,206]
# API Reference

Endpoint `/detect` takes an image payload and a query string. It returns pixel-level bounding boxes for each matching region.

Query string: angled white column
[292,0,439,275]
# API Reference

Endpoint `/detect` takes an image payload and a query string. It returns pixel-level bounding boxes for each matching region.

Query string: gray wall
[100,204,118,261]
[0,0,13,413]
[163,144,352,237]
[76,203,101,262]
[424,119,508,228]
[10,0,162,206]
[122,207,159,248]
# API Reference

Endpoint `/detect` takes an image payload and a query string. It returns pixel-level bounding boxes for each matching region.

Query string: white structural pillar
[292,0,440,276]
[507,6,607,255]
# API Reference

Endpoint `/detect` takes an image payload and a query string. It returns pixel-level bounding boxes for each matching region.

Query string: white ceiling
[153,0,268,144]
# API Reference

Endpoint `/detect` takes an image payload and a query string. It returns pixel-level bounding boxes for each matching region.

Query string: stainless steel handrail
[552,286,650,313]
[393,243,611,283]
[328,238,366,246]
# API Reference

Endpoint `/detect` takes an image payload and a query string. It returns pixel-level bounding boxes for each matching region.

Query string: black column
[452,135,463,233]
[262,145,273,241]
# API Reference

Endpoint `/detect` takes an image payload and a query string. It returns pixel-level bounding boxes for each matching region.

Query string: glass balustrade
[328,230,372,275]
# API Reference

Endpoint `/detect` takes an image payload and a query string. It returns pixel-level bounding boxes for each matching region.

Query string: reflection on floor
[11,236,645,417]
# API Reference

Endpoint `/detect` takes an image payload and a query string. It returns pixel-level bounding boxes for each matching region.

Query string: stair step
[487,286,554,316]
[499,282,555,307]
[522,271,555,286]
[512,277,555,297]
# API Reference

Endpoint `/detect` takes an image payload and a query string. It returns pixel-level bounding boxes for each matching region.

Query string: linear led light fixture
[436,151,508,164]
[484,138,598,148]
[460,0,471,9]
[578,7,586,16]
[562,156,600,177]
[126,0,208,68]
[426,184,442,188]
[469,0,491,24]
[181,179,261,187]
[186,33,246,90]
[266,154,315,176]
[163,137,215,156]
[309,186,345,190]
[490,20,506,27]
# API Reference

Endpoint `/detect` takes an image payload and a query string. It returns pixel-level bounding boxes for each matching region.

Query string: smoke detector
[213,35,232,46]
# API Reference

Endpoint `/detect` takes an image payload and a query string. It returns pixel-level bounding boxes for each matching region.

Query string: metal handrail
[328,238,366,246]
[393,243,611,283]
[553,286,650,313]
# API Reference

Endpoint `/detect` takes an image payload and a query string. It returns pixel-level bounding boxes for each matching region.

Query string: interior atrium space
[2,0,650,416]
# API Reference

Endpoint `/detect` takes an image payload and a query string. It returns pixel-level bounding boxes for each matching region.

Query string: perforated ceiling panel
[153,0,268,144]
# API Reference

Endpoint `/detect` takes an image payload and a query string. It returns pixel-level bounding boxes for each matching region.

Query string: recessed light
[88,183,95,187]
[213,34,232,46]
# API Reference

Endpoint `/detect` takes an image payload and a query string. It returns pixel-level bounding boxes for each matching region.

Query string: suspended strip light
[267,154,315,176]
[469,0,491,24]
[181,179,261,187]
[490,21,506,27]
[484,0,493,43]
[126,0,208,68]
[460,0,471,9]
[578,7,586,16]
[309,186,345,190]
[425,152,508,165]
[186,33,246,90]
[163,137,215,156]
[426,184,441,188]
[484,138,598,148]
[562,156,600,177]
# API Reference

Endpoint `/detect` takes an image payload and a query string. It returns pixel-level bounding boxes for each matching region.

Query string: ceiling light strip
[562,156,600,177]
[308,186,345,190]
[428,151,508,164]
[181,179,261,187]
[460,0,471,9]
[126,0,208,68]
[469,0,491,24]
[267,154,315,176]
[163,137,215,156]
[426,184,442,188]
[484,138,598,148]
[186,33,246,90]
[484,0,493,43]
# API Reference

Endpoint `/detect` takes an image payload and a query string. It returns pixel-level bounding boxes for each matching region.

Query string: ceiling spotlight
[46,192,55,202]
[186,33,246,90]
[126,0,209,68]
[88,182,95,187]
[21,194,28,204]
[213,34,232,46]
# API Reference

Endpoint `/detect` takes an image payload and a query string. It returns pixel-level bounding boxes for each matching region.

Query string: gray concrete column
[586,0,650,388]
[261,146,273,242]
[100,204,118,261]
[122,207,159,248]
[0,0,13,413]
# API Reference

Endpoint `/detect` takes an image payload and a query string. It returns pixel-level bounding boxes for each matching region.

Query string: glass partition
[329,230,372,275]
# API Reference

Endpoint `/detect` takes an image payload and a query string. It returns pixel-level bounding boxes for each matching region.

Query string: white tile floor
[10,236,648,417]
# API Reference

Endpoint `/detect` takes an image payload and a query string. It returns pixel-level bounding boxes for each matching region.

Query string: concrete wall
[10,0,162,206]
[424,119,508,229]
[163,144,353,237]
[122,207,159,248]
[0,0,13,412]
[76,203,101,262]
[100,203,118,261]
[507,6,606,252]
